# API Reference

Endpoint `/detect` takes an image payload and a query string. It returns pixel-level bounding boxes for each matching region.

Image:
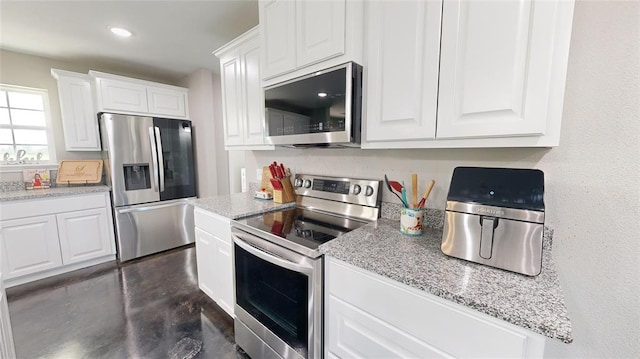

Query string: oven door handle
[232,230,314,276]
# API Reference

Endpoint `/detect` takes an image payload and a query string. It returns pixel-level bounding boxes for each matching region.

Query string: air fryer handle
[480,216,498,259]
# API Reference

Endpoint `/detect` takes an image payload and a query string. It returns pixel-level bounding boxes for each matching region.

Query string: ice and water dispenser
[441,167,546,276]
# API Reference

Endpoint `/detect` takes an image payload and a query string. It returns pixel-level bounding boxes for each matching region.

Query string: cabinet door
[327,296,450,359]
[364,0,442,143]
[0,215,61,279]
[54,73,100,151]
[213,235,234,317]
[296,0,346,68]
[98,78,149,114]
[241,36,266,145]
[0,245,16,359]
[326,257,544,358]
[220,50,245,146]
[195,228,216,300]
[260,0,296,79]
[147,86,188,118]
[437,0,563,139]
[57,208,114,265]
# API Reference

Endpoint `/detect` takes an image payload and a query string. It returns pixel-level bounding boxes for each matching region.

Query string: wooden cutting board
[56,160,103,184]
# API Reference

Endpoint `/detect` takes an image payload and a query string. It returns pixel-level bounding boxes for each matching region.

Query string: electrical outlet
[241,168,247,193]
[256,168,262,181]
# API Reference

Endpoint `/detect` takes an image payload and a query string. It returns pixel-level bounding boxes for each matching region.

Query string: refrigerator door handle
[148,127,160,192]
[154,126,165,192]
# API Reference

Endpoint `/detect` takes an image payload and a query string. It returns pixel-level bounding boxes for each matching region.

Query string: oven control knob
[303,179,312,188]
[353,184,362,195]
[294,178,303,187]
[365,185,375,197]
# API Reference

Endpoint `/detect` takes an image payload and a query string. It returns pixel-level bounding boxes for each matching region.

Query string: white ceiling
[0,0,259,82]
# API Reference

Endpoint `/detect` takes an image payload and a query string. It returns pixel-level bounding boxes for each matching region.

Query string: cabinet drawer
[327,258,540,358]
[194,208,231,243]
[0,193,109,221]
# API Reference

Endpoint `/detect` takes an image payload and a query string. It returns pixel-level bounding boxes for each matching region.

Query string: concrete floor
[6,246,247,359]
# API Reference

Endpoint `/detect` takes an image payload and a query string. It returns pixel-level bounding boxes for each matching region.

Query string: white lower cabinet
[325,257,546,359]
[194,208,234,317]
[0,244,16,359]
[57,208,113,265]
[0,192,116,287]
[0,216,62,278]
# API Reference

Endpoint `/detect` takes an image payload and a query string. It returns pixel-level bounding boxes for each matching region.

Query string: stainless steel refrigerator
[99,113,196,261]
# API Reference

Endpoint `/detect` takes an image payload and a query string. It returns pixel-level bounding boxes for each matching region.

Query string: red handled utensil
[417,180,435,208]
[270,178,283,190]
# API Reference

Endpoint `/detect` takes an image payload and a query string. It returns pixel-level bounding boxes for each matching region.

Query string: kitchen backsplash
[0,169,107,192]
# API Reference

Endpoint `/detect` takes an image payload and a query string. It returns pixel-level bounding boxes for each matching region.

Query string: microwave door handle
[148,127,160,192]
[154,126,165,192]
[232,232,314,275]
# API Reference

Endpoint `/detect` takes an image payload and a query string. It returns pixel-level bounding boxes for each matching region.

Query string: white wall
[181,69,229,197]
[240,1,640,357]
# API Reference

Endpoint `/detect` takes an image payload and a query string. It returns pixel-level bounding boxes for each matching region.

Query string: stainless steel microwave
[264,62,363,147]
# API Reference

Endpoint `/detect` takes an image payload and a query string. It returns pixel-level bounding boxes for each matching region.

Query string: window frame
[0,84,57,173]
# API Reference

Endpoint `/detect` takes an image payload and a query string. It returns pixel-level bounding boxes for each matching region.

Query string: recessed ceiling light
[109,27,132,37]
[318,92,328,97]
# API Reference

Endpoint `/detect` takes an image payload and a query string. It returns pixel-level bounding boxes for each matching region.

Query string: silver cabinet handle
[148,127,159,192]
[154,126,165,192]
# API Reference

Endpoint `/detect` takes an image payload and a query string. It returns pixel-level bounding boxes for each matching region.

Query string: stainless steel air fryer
[441,167,545,276]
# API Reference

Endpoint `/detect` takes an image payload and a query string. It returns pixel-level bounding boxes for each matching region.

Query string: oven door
[232,227,322,359]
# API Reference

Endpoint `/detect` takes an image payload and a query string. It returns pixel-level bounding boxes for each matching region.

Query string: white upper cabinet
[260,0,362,86]
[147,85,188,118]
[95,77,149,114]
[242,41,268,145]
[363,0,575,149]
[437,0,568,140]
[90,71,189,119]
[51,69,101,151]
[260,0,296,79]
[215,27,273,150]
[219,49,244,147]
[364,0,442,143]
[296,0,346,68]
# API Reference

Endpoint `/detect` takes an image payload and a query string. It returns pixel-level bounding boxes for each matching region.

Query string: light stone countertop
[0,185,111,202]
[319,218,573,344]
[189,192,296,220]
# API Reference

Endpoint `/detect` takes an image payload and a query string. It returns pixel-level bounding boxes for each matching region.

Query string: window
[0,85,55,166]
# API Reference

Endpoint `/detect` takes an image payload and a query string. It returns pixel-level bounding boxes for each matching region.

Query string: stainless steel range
[231,174,382,359]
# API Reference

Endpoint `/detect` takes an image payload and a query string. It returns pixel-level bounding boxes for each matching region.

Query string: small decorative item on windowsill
[23,169,51,190]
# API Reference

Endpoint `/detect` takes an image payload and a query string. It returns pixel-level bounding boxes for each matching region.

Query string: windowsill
[0,163,58,173]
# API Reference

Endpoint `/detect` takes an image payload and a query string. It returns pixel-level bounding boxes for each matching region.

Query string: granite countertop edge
[320,218,573,344]
[0,185,111,202]
[189,193,296,220]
